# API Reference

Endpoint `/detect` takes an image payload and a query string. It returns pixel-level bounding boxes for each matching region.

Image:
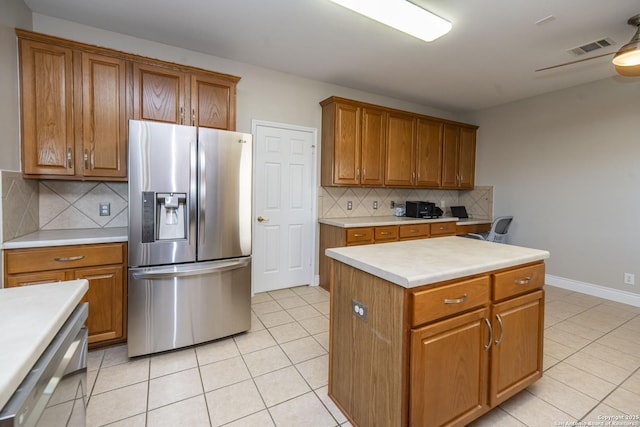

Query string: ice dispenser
[140,192,188,242]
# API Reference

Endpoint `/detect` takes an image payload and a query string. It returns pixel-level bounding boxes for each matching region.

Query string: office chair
[466,216,513,243]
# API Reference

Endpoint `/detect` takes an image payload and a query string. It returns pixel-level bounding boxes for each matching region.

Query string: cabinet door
[332,102,361,185]
[74,265,124,344]
[19,39,75,176]
[415,118,443,187]
[441,124,460,188]
[490,290,544,406]
[385,112,415,186]
[81,52,127,178]
[410,307,490,426]
[360,107,386,186]
[191,73,236,130]
[133,62,188,124]
[458,127,476,189]
[5,271,67,287]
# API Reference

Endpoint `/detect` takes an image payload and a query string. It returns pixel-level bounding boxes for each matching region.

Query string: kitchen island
[325,236,549,427]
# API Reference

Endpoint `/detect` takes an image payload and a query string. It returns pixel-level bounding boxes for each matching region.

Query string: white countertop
[325,236,549,288]
[0,279,89,410]
[319,216,491,228]
[2,227,128,249]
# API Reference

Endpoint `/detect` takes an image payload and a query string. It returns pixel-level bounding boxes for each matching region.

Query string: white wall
[471,77,640,296]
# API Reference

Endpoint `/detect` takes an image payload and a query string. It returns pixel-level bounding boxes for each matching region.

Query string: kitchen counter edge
[319,216,491,228]
[2,227,128,249]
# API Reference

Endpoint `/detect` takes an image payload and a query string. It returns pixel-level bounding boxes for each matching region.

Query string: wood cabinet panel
[191,73,236,130]
[360,107,386,186]
[493,262,545,301]
[410,307,490,426]
[458,127,476,189]
[374,225,399,242]
[415,118,443,187]
[133,62,187,124]
[385,112,415,186]
[430,221,457,236]
[19,39,75,176]
[457,223,491,235]
[398,223,430,239]
[345,227,374,245]
[6,270,67,287]
[5,243,123,274]
[441,124,460,188]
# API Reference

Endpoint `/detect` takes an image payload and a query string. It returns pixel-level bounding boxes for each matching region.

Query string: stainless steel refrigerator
[127,119,252,357]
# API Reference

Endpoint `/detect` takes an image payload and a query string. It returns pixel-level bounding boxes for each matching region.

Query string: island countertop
[325,236,549,288]
[0,280,89,410]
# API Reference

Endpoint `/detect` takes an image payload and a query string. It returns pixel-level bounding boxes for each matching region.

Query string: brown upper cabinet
[320,96,478,189]
[17,29,239,180]
[320,99,386,186]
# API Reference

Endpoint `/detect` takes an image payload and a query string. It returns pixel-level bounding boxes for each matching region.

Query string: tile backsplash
[319,186,493,220]
[1,171,39,241]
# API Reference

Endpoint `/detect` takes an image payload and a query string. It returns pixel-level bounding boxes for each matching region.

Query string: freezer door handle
[199,146,206,246]
[132,258,250,280]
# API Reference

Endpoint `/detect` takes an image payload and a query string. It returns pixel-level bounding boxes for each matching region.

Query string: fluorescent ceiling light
[330,0,452,42]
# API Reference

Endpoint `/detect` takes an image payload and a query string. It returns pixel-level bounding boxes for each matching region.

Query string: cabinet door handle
[54,255,85,262]
[192,109,196,126]
[84,149,89,170]
[484,318,493,351]
[180,107,184,124]
[514,277,532,285]
[495,314,504,345]
[67,147,73,168]
[443,293,467,304]
[353,233,365,237]
[380,231,391,235]
[408,229,418,233]
[356,168,360,180]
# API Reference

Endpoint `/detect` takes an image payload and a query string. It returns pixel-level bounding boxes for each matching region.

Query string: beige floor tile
[249,312,265,332]
[206,379,265,426]
[106,413,146,427]
[543,286,573,300]
[149,347,197,378]
[299,315,330,335]
[570,311,627,333]
[543,354,560,371]
[314,332,330,351]
[101,344,131,368]
[544,328,592,351]
[550,319,606,341]
[268,321,310,344]
[580,342,640,371]
[610,324,640,342]
[545,362,617,400]
[291,285,319,296]
[254,366,311,407]
[268,288,298,300]
[544,338,576,361]
[598,333,640,357]
[243,345,291,377]
[604,387,640,415]
[147,395,210,427]
[296,354,329,389]
[196,336,240,366]
[287,305,323,321]
[467,407,527,427]
[258,310,296,328]
[526,375,598,419]
[590,303,639,320]
[252,300,284,316]
[200,356,251,391]
[234,329,277,354]
[276,295,308,309]
[86,382,148,426]
[223,410,275,427]
[148,367,203,410]
[500,390,575,427]
[600,300,640,315]
[562,293,606,308]
[312,301,330,315]
[87,369,98,396]
[315,386,347,424]
[621,370,640,395]
[268,391,336,426]
[281,336,327,364]
[544,300,587,320]
[300,291,330,305]
[582,402,629,421]
[251,292,274,304]
[92,358,149,394]
[565,351,632,385]
[87,349,104,372]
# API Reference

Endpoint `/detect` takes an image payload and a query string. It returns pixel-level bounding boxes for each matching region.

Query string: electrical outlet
[99,202,111,216]
[373,201,378,210]
[624,273,635,285]
[347,201,353,210]
[390,201,395,208]
[352,299,368,321]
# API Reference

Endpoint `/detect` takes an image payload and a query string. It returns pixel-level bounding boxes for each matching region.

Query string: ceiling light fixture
[612,14,640,67]
[329,0,452,42]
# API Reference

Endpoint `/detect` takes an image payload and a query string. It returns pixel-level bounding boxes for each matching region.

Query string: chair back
[486,216,513,243]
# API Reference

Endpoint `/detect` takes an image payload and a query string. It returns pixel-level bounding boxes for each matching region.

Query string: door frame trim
[251,119,319,293]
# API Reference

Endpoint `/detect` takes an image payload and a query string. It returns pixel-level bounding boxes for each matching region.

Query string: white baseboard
[312,275,320,286]
[545,274,640,308]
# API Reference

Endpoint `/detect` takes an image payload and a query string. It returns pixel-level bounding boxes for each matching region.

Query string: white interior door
[252,121,316,293]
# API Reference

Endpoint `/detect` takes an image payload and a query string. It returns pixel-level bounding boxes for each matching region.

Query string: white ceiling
[23,0,640,113]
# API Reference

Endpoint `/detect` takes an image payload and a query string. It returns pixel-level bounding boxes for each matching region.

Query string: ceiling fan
[536,13,640,76]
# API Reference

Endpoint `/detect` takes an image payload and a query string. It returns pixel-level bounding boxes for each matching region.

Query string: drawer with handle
[430,221,457,236]
[411,275,490,327]
[345,227,374,245]
[374,225,399,242]
[399,223,430,240]
[5,243,124,274]
[492,262,545,301]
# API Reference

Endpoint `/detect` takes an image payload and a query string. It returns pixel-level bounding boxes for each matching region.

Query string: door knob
[257,216,269,222]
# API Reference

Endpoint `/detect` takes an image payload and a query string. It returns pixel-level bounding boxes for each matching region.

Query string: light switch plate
[99,202,111,216]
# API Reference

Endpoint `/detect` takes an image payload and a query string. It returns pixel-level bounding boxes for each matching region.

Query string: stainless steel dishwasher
[0,303,88,427]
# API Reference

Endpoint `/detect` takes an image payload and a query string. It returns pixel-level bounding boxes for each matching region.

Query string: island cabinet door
[489,290,544,407]
[410,306,490,427]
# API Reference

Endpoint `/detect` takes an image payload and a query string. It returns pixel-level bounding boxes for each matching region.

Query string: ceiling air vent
[568,37,616,56]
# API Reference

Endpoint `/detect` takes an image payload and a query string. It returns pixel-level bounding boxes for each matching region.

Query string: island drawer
[399,224,430,239]
[411,275,490,326]
[492,262,545,301]
[375,226,399,242]
[345,227,374,245]
[430,221,457,237]
[5,243,124,274]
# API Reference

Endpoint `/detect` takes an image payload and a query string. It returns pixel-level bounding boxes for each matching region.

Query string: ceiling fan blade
[535,52,614,72]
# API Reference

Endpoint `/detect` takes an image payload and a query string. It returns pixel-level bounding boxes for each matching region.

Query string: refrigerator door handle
[132,258,250,280]
[199,146,206,246]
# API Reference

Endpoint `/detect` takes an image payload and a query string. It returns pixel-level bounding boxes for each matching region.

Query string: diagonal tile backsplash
[1,171,39,241]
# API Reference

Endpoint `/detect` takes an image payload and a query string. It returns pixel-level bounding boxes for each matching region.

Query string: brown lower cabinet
[329,260,545,427]
[4,242,127,348]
